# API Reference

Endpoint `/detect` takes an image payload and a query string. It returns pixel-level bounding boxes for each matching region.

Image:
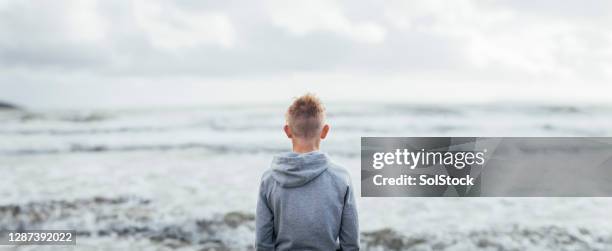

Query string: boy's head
[284,93,330,143]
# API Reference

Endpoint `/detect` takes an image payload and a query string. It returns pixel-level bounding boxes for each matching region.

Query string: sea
[1,103,612,250]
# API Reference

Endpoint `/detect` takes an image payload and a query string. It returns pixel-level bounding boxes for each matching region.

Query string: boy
[256,94,359,250]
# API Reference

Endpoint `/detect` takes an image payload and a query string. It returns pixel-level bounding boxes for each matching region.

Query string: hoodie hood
[271,151,330,188]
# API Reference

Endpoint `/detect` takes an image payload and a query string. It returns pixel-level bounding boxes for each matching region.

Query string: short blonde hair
[286,93,325,138]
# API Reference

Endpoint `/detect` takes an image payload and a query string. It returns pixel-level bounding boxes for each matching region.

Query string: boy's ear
[283,125,292,138]
[320,124,330,139]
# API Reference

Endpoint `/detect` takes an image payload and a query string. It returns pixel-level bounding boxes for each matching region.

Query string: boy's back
[255,94,359,250]
[256,151,359,250]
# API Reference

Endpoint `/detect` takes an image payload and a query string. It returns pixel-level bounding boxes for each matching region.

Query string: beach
[1,103,612,250]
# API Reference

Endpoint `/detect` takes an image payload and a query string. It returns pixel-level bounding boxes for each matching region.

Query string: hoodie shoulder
[259,168,277,193]
[260,168,274,184]
[325,162,352,187]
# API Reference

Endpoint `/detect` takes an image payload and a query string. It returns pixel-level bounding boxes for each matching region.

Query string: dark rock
[362,228,428,250]
[200,240,230,251]
[223,212,254,228]
[362,228,408,250]
[0,101,20,110]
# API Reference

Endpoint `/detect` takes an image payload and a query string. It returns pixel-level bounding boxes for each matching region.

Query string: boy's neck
[292,139,320,154]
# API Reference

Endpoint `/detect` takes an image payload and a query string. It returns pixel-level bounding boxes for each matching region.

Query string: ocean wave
[0,143,284,156]
[0,123,392,136]
[0,111,112,123]
[2,104,610,139]
[0,126,171,136]
[0,143,359,158]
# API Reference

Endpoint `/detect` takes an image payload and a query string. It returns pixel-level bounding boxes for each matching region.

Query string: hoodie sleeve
[255,179,275,250]
[339,180,360,250]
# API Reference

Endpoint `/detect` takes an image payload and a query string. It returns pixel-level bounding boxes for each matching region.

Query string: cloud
[381,0,612,78]
[132,0,236,49]
[264,0,386,44]
[0,0,611,107]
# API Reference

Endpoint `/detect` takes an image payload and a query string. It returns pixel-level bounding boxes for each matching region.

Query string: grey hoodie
[256,151,359,251]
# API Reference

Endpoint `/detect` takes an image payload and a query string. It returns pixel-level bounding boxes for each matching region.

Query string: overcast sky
[1,0,612,108]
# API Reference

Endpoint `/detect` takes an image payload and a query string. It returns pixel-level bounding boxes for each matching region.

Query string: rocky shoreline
[1,197,611,250]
